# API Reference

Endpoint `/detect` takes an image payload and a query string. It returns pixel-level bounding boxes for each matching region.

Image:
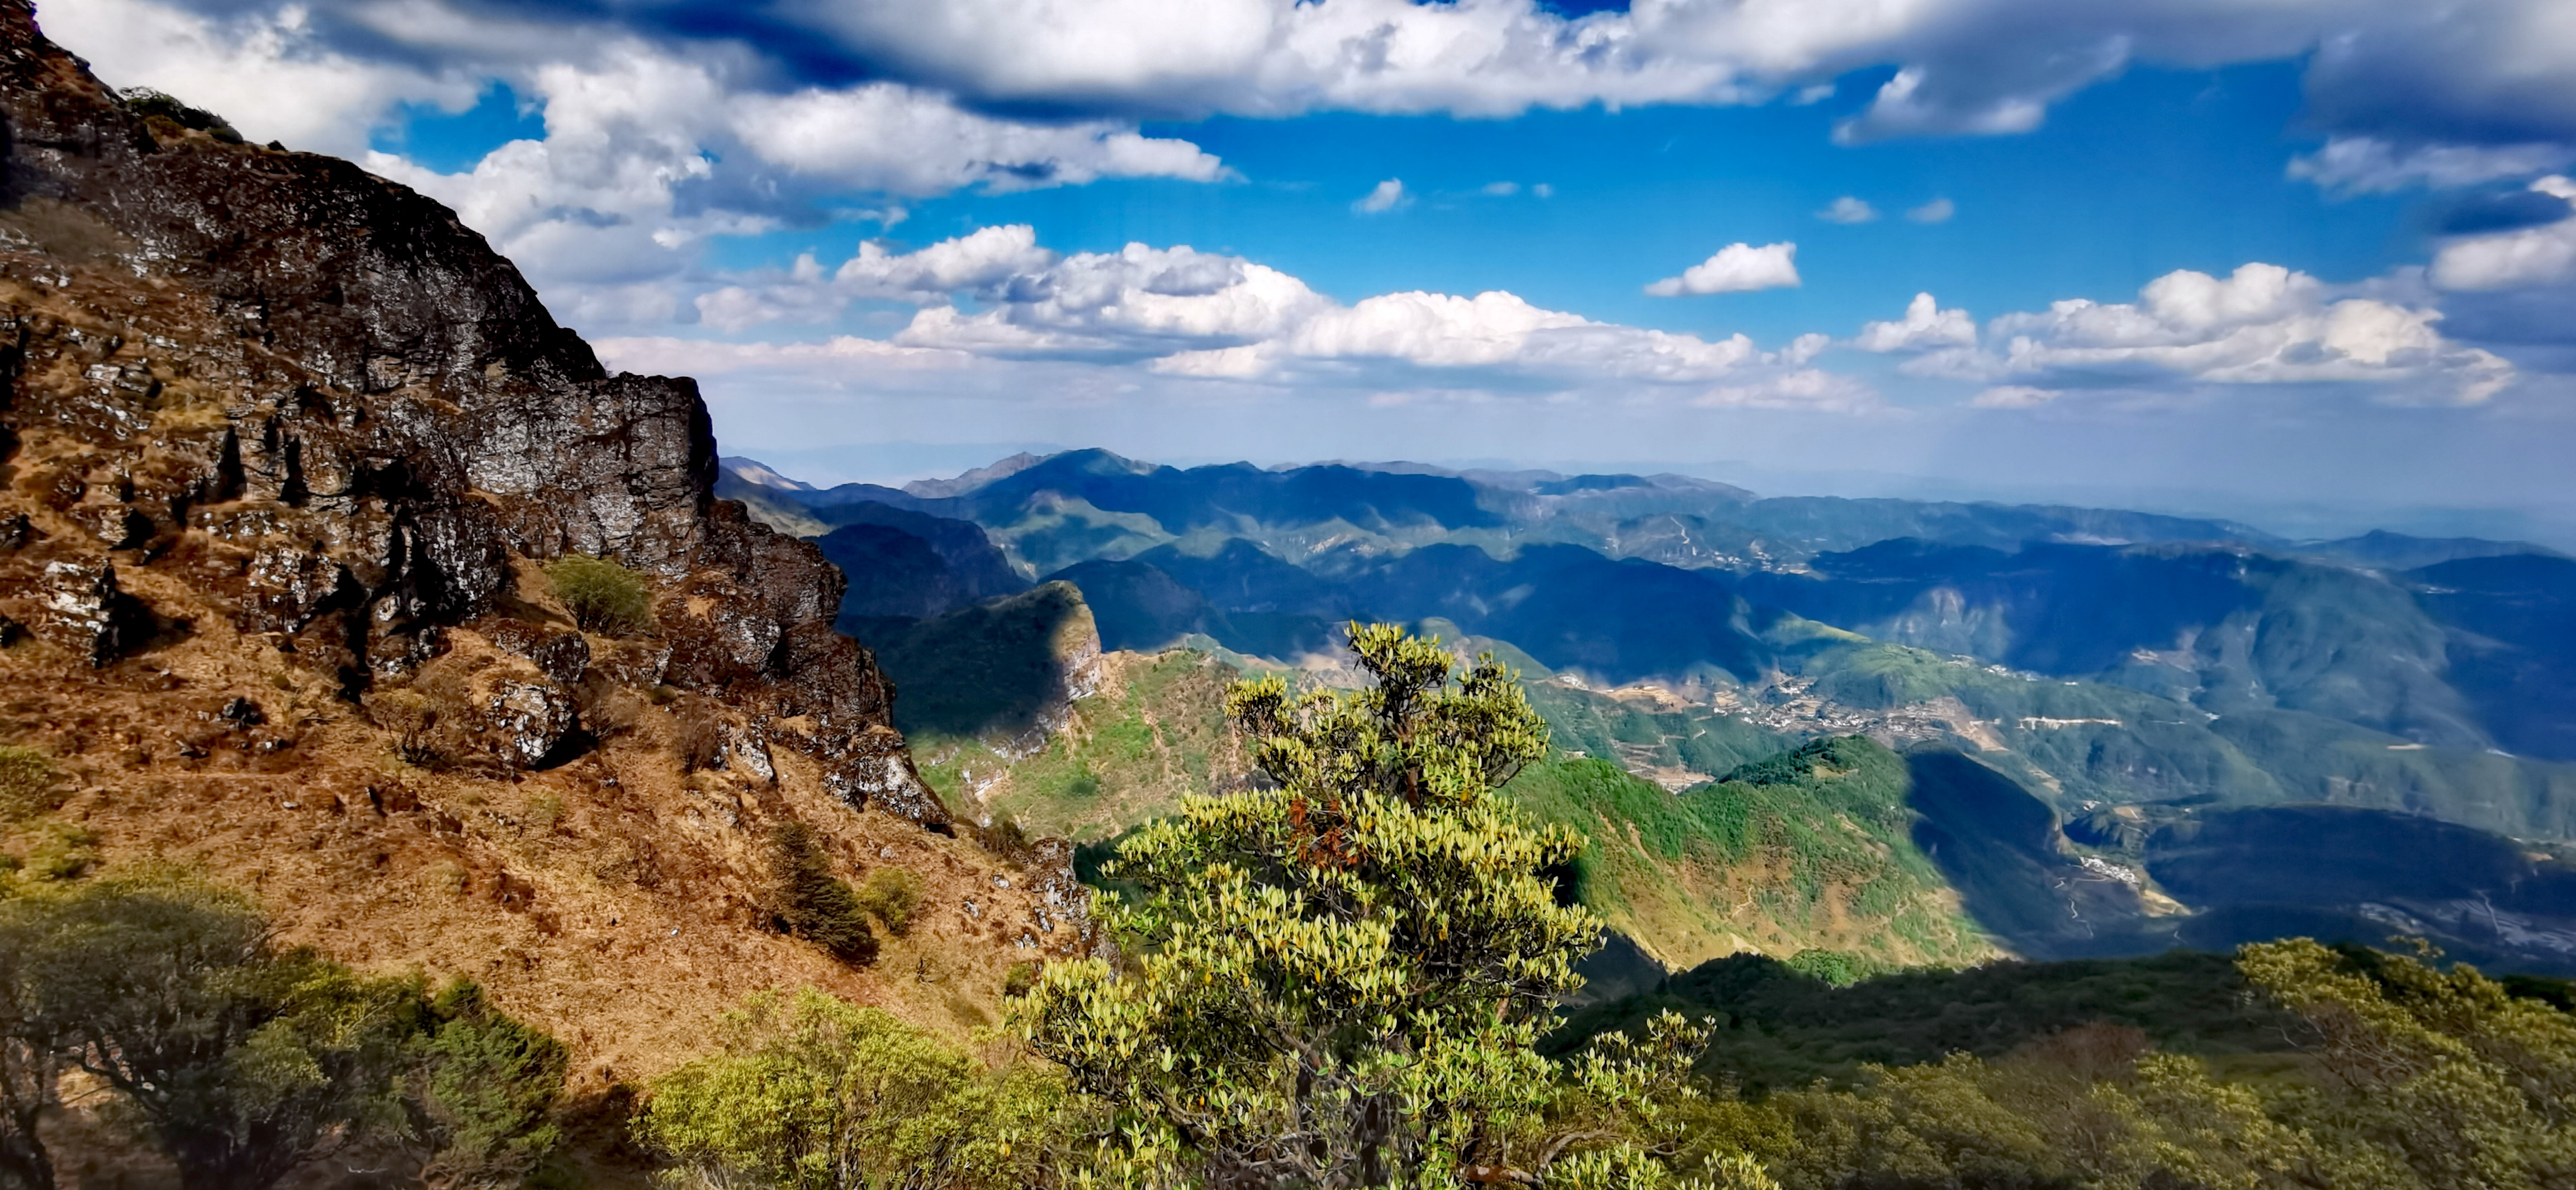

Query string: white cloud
[1817,196,1878,224]
[1942,262,2517,404]
[2289,137,2576,194]
[1854,292,1976,352]
[685,227,1832,402]
[1645,242,1801,296]
[1482,181,1522,196]
[2431,176,2576,291]
[1906,197,1956,223]
[80,0,2576,178]
[840,225,1062,299]
[1354,178,1410,214]
[596,333,970,377]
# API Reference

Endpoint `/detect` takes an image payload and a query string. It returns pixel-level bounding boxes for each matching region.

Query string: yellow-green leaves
[1017,624,1637,1186]
[640,988,1069,1190]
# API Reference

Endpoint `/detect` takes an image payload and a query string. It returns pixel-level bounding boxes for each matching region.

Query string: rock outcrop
[0,0,948,829]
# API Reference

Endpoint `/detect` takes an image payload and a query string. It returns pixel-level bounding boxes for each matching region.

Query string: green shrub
[767,824,878,966]
[854,868,924,937]
[544,555,653,636]
[418,981,569,1190]
[0,747,59,821]
[637,988,1069,1190]
[1782,950,1888,988]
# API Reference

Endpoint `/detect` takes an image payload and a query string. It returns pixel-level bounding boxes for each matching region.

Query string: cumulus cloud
[1854,293,1977,352]
[1353,178,1410,214]
[2430,176,2576,291]
[86,0,2576,170]
[1645,243,1800,296]
[1817,196,1878,224]
[1935,262,2516,405]
[1906,197,1956,223]
[686,226,1843,406]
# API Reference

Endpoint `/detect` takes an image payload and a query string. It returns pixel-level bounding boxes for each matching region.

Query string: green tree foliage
[5,875,424,1190]
[544,555,653,636]
[1753,1026,2391,1190]
[416,981,569,1190]
[1644,939,2576,1190]
[1552,950,2305,1095]
[1017,623,1664,1188]
[855,868,925,938]
[2236,938,2576,1187]
[768,823,880,966]
[636,988,1068,1190]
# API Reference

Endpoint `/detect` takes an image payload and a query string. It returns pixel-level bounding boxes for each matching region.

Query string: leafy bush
[544,555,652,636]
[854,868,924,937]
[0,747,58,821]
[638,988,1069,1190]
[767,824,878,966]
[417,981,569,1190]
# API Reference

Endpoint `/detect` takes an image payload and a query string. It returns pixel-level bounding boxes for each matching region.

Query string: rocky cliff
[0,0,1082,1114]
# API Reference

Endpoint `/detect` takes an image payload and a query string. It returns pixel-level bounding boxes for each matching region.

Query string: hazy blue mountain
[2300,528,2566,571]
[809,504,1026,627]
[726,450,2293,580]
[2413,553,2576,761]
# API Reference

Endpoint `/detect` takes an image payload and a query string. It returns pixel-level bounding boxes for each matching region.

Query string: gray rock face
[0,1,950,828]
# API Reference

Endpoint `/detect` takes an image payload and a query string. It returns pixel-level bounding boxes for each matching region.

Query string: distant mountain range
[723,447,2576,972]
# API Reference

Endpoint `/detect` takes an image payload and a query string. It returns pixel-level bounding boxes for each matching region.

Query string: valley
[727,446,2576,977]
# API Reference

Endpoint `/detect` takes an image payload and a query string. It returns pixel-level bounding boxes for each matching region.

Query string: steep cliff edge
[0,0,1085,1106]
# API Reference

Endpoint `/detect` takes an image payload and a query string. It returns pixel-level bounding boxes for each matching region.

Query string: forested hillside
[737,448,2576,975]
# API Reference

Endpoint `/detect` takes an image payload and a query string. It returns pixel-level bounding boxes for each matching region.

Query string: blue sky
[52,0,2576,540]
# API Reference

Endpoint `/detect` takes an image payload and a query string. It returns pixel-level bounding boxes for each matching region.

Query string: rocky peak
[0,0,950,827]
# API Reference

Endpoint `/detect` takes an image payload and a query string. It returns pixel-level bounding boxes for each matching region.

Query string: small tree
[544,555,652,636]
[12,875,423,1190]
[415,981,569,1190]
[768,824,879,966]
[637,988,1068,1190]
[1016,624,1607,1187]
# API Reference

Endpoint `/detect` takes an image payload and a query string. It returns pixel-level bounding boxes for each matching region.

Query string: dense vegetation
[1505,741,1992,971]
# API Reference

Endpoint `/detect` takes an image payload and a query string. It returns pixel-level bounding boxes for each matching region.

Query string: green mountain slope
[1509,740,1996,970]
